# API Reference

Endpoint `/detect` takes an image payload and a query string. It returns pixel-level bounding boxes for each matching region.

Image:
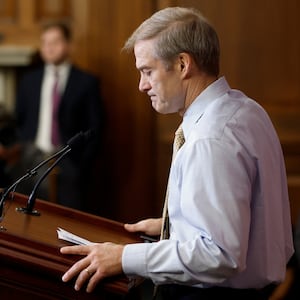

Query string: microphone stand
[0,170,36,220]
[16,148,71,216]
[0,144,72,219]
[0,130,90,219]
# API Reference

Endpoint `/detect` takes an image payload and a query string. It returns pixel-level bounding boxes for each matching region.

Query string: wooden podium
[0,193,142,299]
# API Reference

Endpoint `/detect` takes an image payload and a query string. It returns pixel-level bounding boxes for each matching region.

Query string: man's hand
[124,218,162,236]
[60,218,161,293]
[60,242,124,293]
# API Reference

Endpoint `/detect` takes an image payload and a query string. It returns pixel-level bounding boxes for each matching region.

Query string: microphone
[0,130,94,219]
[16,129,95,216]
[0,170,37,221]
[0,152,61,220]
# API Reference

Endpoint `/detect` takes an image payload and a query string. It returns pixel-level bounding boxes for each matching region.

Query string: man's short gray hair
[123,7,220,76]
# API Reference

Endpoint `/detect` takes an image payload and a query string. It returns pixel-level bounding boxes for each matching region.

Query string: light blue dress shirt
[122,77,294,289]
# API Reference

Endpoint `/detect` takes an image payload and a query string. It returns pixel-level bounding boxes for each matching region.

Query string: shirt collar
[182,76,231,138]
[45,62,71,77]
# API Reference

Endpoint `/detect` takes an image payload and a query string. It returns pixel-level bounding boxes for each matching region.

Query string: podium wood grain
[0,193,142,299]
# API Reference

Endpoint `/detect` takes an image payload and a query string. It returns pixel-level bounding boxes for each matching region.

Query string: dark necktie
[51,70,61,147]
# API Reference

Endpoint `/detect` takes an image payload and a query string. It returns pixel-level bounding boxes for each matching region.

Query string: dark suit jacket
[16,64,105,165]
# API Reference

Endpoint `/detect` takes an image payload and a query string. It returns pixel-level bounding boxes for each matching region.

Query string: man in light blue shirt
[60,7,294,299]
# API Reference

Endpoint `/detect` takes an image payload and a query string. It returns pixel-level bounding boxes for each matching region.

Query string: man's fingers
[125,218,162,236]
[61,242,123,292]
[62,257,89,284]
[125,219,156,232]
[124,223,140,232]
[86,272,101,293]
[60,245,92,286]
[60,245,89,255]
[73,267,92,291]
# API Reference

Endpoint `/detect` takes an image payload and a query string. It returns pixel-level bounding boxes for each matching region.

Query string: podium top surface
[0,192,142,296]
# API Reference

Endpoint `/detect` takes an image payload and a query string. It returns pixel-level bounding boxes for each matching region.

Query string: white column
[0,46,37,112]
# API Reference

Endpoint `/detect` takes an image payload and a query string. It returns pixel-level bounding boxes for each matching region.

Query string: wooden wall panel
[156,0,300,224]
[0,0,299,223]
[0,0,17,23]
[83,0,157,221]
[0,0,159,222]
[35,0,71,22]
[0,0,73,45]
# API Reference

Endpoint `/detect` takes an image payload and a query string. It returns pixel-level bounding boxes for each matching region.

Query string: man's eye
[143,70,151,76]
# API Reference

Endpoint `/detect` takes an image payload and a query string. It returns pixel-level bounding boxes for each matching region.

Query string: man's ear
[177,53,193,79]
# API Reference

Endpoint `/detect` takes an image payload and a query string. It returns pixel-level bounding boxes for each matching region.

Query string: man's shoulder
[70,65,98,82]
[17,66,44,90]
[21,65,44,80]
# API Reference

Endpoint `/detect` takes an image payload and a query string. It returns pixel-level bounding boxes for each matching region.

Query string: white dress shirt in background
[35,63,70,153]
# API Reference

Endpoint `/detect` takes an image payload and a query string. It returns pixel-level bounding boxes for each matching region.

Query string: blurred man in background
[14,21,105,210]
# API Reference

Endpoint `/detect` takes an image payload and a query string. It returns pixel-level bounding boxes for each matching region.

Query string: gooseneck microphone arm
[16,148,72,215]
[0,130,94,219]
[0,170,36,219]
[0,145,70,219]
[16,130,90,216]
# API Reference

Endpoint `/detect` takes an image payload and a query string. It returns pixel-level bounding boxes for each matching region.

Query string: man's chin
[152,104,173,115]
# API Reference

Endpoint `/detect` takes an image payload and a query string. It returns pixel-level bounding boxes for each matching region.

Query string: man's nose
[139,76,150,92]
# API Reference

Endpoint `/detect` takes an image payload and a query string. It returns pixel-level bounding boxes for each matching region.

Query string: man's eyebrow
[136,64,148,70]
[137,65,151,72]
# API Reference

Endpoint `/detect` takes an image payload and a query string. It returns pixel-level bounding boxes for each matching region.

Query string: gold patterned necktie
[160,124,185,240]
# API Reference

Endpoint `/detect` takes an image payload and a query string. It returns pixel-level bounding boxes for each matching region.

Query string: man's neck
[179,74,217,116]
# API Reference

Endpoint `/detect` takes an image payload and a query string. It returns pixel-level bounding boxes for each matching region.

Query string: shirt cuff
[122,242,151,278]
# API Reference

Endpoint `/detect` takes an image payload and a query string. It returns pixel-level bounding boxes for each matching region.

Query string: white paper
[57,227,92,245]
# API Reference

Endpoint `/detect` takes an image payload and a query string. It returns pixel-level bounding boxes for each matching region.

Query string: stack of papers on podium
[57,227,92,245]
